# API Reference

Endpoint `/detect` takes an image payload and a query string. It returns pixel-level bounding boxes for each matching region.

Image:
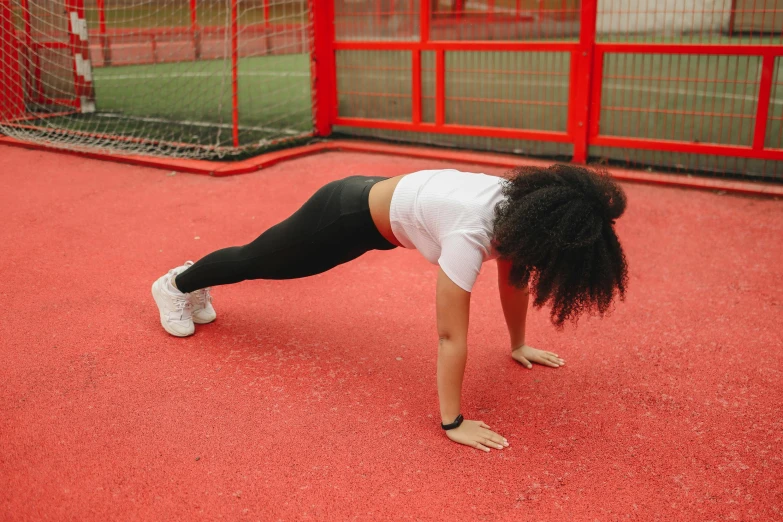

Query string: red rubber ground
[1,147,782,521]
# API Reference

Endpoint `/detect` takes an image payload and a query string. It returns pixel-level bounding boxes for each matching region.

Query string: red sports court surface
[1,147,781,521]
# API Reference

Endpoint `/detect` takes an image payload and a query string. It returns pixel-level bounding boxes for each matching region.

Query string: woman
[152,164,628,452]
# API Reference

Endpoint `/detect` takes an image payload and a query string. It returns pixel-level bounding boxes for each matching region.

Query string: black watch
[441,414,464,431]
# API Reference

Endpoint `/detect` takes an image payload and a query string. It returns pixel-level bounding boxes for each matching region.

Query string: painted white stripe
[69,13,88,42]
[75,55,93,82]
[96,71,309,80]
[80,98,96,114]
[93,112,305,136]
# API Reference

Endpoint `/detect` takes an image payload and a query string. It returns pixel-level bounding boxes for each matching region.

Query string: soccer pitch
[36,47,783,159]
[40,54,313,156]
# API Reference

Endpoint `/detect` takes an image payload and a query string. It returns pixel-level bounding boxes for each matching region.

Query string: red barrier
[327,1,783,173]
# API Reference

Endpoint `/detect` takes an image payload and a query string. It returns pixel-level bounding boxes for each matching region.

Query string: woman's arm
[436,268,471,424]
[436,268,508,452]
[497,259,530,348]
[497,259,565,369]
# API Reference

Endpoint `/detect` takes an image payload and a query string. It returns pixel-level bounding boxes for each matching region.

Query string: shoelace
[167,271,192,319]
[192,287,211,309]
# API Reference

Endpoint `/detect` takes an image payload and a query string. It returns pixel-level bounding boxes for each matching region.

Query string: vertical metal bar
[729,0,737,36]
[18,0,39,103]
[231,0,239,147]
[571,0,598,163]
[420,0,430,42]
[96,0,111,65]
[435,48,445,125]
[0,0,25,119]
[190,0,200,60]
[65,0,82,110]
[412,49,421,124]
[311,0,336,136]
[264,0,270,27]
[752,53,775,150]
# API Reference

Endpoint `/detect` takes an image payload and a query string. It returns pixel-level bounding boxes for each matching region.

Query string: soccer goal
[0,0,313,159]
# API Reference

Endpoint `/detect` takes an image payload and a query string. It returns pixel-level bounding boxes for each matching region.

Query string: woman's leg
[175,176,395,293]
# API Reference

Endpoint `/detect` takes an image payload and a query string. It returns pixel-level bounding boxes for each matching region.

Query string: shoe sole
[151,279,195,337]
[192,315,216,325]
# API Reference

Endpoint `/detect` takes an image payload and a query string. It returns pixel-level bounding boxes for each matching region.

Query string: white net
[0,0,313,159]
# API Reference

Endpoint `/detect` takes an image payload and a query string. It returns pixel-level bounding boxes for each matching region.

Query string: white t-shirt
[389,169,506,292]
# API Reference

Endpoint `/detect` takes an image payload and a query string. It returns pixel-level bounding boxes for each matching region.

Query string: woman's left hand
[512,345,565,369]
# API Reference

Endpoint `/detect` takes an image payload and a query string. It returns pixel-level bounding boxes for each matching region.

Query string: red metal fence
[313,0,783,179]
[3,0,783,177]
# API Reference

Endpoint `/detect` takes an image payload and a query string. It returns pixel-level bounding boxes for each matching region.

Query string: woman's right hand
[445,420,509,452]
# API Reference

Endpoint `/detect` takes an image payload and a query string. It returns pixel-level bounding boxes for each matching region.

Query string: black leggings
[175,176,397,293]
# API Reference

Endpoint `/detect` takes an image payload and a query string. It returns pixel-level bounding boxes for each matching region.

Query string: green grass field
[38,54,312,157]
[16,35,783,167]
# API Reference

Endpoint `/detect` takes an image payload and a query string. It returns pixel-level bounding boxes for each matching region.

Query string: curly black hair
[492,164,628,328]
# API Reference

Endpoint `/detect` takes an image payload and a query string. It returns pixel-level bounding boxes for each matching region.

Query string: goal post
[66,0,95,113]
[0,0,314,159]
[0,0,25,121]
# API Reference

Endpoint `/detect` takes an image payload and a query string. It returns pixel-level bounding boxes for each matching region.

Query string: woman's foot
[151,266,195,337]
[181,261,216,324]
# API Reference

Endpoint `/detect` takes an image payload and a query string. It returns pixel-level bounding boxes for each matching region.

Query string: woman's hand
[512,345,565,369]
[445,420,509,452]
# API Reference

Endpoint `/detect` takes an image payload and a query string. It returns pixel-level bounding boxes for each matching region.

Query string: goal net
[0,0,313,159]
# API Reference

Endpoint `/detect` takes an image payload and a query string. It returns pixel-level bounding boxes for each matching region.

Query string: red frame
[311,0,783,164]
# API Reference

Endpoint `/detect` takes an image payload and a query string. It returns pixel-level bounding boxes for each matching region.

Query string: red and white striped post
[66,0,94,112]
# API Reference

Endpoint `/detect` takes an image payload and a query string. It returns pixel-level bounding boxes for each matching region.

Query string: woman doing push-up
[151,164,628,452]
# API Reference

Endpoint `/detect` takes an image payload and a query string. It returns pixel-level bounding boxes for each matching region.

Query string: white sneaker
[151,266,195,337]
[182,261,216,324]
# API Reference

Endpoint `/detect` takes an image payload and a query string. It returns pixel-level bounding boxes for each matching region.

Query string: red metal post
[96,0,111,65]
[0,0,25,120]
[454,0,465,19]
[190,0,201,60]
[412,49,421,124]
[571,0,598,163]
[752,54,775,151]
[728,0,737,36]
[420,0,430,41]
[65,0,82,110]
[311,0,336,136]
[263,0,271,54]
[18,0,41,103]
[231,0,239,147]
[264,0,271,27]
[435,49,445,125]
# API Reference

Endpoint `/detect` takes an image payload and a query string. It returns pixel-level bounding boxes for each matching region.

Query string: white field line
[94,112,306,135]
[95,71,310,80]
[93,71,783,105]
